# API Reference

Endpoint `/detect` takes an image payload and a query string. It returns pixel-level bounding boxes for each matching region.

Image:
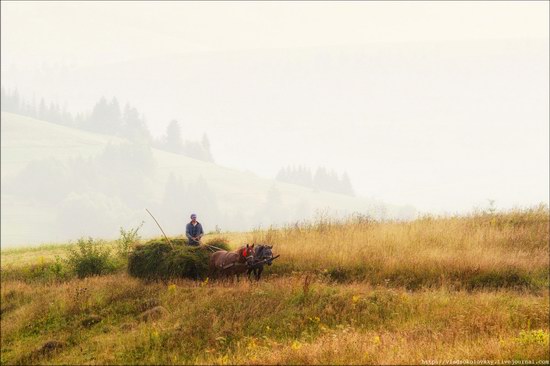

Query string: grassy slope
[0,112,124,179]
[1,112,392,246]
[0,111,366,207]
[1,209,549,365]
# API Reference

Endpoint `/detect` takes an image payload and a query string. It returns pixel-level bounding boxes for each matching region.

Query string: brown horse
[209,244,255,281]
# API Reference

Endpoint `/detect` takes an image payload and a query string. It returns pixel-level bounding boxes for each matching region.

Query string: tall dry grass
[248,206,549,290]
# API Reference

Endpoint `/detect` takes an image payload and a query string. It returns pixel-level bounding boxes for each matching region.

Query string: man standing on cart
[186,213,204,246]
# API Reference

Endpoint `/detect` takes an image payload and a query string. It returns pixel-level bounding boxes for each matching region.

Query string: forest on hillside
[1,86,356,197]
[1,87,214,162]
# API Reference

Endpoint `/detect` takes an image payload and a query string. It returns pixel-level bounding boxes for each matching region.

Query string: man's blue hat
[190,213,197,219]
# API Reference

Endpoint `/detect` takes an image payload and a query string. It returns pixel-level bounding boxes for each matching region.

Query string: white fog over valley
[1,2,548,247]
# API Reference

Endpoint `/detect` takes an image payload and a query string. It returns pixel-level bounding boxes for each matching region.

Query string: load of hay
[128,237,230,280]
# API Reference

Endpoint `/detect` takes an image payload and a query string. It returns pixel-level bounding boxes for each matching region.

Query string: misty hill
[3,39,548,213]
[1,112,414,246]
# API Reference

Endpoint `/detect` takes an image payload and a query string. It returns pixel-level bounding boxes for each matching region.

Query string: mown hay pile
[128,237,230,280]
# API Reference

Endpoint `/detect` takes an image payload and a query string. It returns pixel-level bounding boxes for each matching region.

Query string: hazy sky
[2,1,548,67]
[2,1,549,214]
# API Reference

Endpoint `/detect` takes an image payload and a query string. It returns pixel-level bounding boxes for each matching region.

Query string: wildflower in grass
[168,284,176,294]
[291,340,302,350]
[247,338,257,350]
[517,329,549,346]
[201,277,209,287]
[150,329,160,346]
[352,295,361,309]
[308,316,320,323]
[373,335,381,345]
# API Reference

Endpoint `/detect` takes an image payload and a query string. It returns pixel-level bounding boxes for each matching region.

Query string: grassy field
[1,207,549,365]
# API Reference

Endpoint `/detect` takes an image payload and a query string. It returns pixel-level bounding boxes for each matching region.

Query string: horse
[247,244,274,281]
[209,244,255,282]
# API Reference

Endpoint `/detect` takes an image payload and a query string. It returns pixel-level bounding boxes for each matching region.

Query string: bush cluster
[116,222,144,257]
[66,237,116,278]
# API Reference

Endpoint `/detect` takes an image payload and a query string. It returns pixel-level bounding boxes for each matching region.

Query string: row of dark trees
[276,165,354,196]
[0,86,214,162]
[1,86,83,128]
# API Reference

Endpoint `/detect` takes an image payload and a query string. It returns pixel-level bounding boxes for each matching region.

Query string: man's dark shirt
[186,221,204,246]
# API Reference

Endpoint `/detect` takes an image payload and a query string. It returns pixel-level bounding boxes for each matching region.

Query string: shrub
[116,222,144,257]
[127,237,231,280]
[66,237,116,278]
